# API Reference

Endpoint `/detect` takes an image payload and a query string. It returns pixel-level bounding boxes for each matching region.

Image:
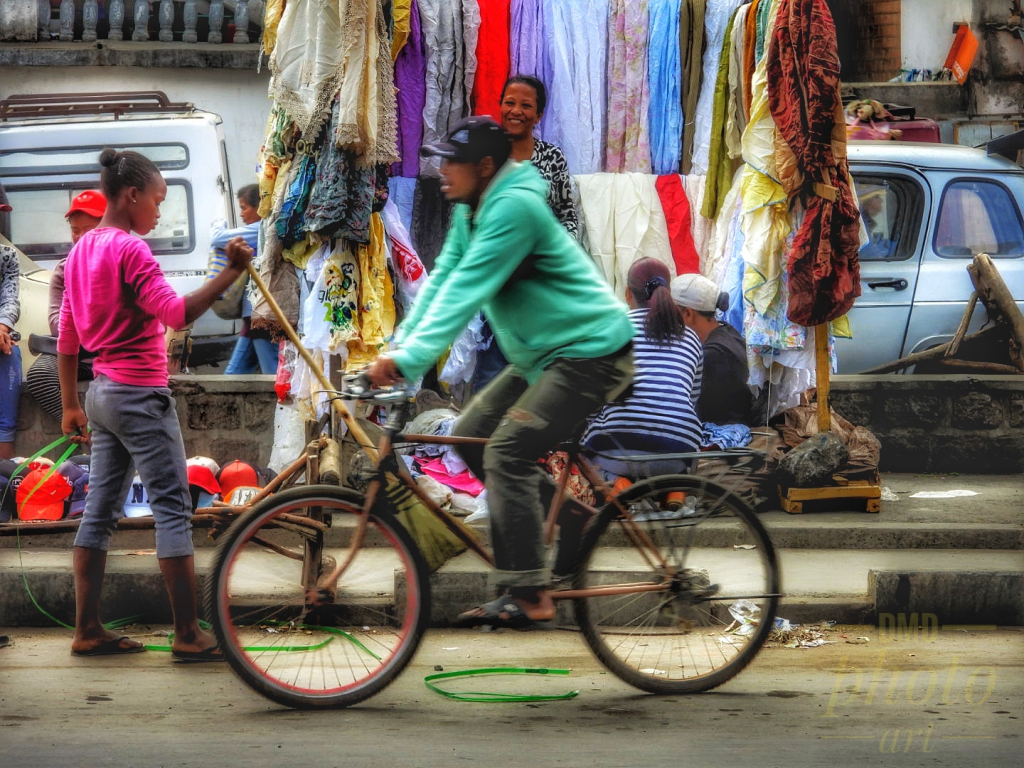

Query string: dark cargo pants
[451,346,633,590]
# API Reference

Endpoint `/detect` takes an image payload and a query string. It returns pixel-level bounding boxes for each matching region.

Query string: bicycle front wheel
[206,485,430,709]
[574,474,778,694]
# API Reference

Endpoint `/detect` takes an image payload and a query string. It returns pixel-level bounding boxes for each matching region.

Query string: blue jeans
[0,346,23,442]
[224,335,279,374]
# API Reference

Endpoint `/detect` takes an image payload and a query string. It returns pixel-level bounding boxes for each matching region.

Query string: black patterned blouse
[530,139,580,240]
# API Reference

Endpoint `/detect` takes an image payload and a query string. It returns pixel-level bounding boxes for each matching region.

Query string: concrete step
[2,546,1021,627]
[4,514,1020,551]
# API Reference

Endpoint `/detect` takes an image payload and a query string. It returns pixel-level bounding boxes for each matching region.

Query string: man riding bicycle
[368,117,633,630]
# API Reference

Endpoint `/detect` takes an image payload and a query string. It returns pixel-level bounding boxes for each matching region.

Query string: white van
[0,91,241,366]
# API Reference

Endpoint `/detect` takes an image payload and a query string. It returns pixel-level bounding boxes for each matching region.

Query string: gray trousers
[452,347,633,590]
[74,375,194,559]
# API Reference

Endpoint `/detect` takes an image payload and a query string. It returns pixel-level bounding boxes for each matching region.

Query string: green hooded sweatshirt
[390,161,633,384]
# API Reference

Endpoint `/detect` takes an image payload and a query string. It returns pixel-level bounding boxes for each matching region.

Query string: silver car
[839,141,1024,373]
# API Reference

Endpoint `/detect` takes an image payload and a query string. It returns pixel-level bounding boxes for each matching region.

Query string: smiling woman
[499,76,579,240]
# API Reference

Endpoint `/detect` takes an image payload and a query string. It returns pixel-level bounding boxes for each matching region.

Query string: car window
[934,179,1024,258]
[852,175,923,261]
[7,182,193,260]
[0,144,188,176]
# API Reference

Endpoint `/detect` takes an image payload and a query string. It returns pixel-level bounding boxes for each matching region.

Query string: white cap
[671,273,719,312]
[122,475,153,518]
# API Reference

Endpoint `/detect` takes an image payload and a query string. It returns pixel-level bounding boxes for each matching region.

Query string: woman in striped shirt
[582,258,704,480]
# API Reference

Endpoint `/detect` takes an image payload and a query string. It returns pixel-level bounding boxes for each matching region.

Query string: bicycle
[205,378,780,709]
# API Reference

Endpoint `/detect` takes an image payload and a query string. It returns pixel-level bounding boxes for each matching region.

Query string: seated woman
[671,273,761,439]
[582,259,704,481]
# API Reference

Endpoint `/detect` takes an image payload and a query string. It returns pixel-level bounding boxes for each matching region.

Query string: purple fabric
[395,0,427,178]
[509,0,549,139]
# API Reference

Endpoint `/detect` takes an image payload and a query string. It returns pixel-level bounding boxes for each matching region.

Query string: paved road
[1,626,1020,767]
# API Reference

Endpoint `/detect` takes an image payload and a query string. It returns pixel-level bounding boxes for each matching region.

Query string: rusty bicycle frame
[311,423,683,604]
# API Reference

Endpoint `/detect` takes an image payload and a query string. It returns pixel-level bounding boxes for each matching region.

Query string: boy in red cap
[25,191,108,424]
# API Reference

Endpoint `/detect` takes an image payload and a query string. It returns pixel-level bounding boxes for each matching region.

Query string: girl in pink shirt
[59,148,252,660]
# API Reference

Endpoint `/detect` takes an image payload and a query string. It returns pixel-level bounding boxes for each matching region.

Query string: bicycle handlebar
[343,372,418,404]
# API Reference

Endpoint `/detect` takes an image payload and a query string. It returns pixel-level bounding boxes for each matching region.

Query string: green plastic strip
[424,667,579,702]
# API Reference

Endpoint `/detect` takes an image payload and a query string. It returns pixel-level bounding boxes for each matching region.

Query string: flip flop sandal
[71,635,146,657]
[455,595,554,631]
[171,645,226,663]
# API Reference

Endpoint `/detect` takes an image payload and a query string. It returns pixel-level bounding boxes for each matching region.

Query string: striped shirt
[583,308,705,453]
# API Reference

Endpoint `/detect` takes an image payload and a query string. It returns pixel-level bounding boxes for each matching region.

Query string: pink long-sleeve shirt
[57,227,186,387]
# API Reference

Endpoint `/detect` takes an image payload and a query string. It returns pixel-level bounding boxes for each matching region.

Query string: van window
[852,175,923,261]
[7,182,193,260]
[934,179,1024,258]
[0,145,188,177]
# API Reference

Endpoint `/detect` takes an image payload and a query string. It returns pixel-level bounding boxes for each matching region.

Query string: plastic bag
[207,249,248,320]
[274,341,298,403]
[268,403,306,474]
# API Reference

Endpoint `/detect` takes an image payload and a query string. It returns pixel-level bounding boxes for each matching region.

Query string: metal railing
[39,1,265,44]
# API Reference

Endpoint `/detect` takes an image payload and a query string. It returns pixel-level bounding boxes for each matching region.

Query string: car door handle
[867,278,908,291]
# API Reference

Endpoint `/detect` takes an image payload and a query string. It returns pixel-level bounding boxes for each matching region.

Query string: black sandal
[455,594,554,631]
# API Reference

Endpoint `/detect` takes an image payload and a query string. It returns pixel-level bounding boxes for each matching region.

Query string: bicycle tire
[205,484,431,709]
[573,474,779,694]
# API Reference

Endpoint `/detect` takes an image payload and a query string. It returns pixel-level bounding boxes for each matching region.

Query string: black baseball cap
[420,116,511,163]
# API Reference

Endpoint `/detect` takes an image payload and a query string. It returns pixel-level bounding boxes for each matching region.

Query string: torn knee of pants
[500,408,538,427]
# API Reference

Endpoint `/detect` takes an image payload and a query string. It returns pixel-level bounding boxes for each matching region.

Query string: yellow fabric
[830,315,852,339]
[262,0,286,57]
[739,0,790,317]
[391,0,412,60]
[346,213,396,371]
[281,232,321,269]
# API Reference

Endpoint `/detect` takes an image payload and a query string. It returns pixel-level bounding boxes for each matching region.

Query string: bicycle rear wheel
[206,485,430,709]
[573,474,778,694]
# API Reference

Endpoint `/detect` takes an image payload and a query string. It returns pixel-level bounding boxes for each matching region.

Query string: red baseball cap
[65,190,107,219]
[16,468,72,521]
[216,460,267,498]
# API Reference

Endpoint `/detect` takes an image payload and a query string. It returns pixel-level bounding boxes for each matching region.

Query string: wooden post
[815,323,830,432]
[247,264,379,461]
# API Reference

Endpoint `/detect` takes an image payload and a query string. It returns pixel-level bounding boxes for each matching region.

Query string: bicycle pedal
[305,586,336,606]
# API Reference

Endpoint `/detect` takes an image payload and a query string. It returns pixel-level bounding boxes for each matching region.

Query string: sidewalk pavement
[1,473,1021,628]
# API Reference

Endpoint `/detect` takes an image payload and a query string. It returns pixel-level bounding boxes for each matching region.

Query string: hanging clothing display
[419,0,473,177]
[648,0,683,175]
[654,175,700,275]
[680,0,708,174]
[690,0,744,176]
[411,177,453,270]
[542,0,609,175]
[391,0,413,59]
[301,242,361,354]
[576,173,674,295]
[471,0,512,120]
[739,0,790,318]
[387,177,417,237]
[304,99,379,243]
[682,174,714,257]
[700,6,741,219]
[335,0,400,166]
[267,0,346,142]
[605,0,652,173]
[509,0,550,137]
[381,198,428,305]
[394,0,426,178]
[766,0,861,327]
[346,213,396,370]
